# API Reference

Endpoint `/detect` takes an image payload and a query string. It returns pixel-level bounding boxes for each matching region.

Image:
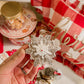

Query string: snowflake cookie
[26,29,61,66]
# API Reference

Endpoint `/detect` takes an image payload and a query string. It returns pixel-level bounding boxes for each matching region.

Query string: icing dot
[41,50,43,51]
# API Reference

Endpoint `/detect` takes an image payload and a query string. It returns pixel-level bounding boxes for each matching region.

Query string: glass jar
[0,2,37,39]
[1,2,25,30]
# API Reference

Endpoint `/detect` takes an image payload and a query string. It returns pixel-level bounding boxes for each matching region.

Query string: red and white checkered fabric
[0,0,84,79]
[31,0,84,78]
